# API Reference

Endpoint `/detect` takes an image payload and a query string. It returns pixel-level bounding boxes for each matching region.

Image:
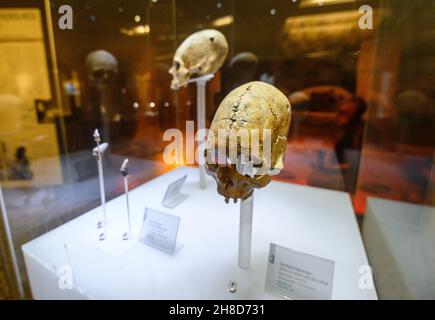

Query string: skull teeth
[224,197,238,204]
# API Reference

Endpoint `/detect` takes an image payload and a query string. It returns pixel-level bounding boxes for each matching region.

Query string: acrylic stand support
[63,243,87,296]
[188,74,214,189]
[239,194,254,269]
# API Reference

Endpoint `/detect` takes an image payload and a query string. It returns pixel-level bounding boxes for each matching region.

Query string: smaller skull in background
[85,50,118,82]
[169,29,228,90]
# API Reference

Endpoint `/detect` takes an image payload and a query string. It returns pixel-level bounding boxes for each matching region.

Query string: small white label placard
[139,208,180,255]
[265,243,335,300]
[162,175,189,209]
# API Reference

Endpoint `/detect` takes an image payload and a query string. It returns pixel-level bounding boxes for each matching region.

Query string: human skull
[227,52,259,91]
[169,29,228,90]
[204,81,291,203]
[85,50,118,81]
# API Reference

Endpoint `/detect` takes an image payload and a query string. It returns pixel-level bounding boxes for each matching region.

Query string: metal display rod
[236,158,256,269]
[92,129,109,241]
[239,194,254,269]
[120,159,131,241]
[188,74,214,189]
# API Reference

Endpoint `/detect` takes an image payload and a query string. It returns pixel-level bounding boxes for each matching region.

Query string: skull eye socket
[253,161,263,168]
[205,162,218,173]
[209,37,214,42]
[175,61,181,71]
[92,69,105,79]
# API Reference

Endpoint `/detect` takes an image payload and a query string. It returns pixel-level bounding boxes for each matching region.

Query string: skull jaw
[206,164,271,203]
[169,62,190,90]
[170,77,188,90]
[216,182,254,203]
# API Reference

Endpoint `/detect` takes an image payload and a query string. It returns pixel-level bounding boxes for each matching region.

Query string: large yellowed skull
[169,29,228,90]
[205,81,291,203]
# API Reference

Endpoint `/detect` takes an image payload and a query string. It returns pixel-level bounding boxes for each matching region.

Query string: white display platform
[363,198,435,299]
[22,166,377,300]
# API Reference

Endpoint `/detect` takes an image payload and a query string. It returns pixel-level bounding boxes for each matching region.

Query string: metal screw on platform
[227,280,237,293]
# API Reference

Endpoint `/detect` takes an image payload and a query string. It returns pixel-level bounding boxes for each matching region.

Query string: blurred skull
[205,81,291,203]
[169,29,228,90]
[227,52,259,91]
[85,50,118,81]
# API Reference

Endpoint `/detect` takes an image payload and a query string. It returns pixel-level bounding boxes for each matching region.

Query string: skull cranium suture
[169,29,228,90]
[205,81,291,203]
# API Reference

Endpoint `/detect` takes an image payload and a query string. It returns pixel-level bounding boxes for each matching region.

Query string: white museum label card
[265,243,335,300]
[139,208,180,254]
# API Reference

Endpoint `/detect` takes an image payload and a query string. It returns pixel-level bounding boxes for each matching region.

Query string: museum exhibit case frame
[0,0,434,300]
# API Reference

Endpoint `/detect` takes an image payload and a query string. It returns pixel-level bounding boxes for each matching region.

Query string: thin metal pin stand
[120,159,132,241]
[93,129,108,241]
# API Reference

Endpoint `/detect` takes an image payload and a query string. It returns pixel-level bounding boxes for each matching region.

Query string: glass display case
[0,0,434,300]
